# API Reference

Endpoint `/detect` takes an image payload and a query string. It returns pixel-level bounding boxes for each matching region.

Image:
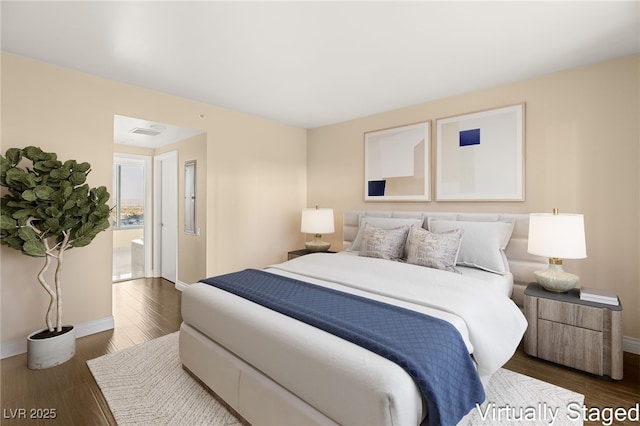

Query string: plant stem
[37,254,55,332]
[54,231,70,332]
[28,218,57,332]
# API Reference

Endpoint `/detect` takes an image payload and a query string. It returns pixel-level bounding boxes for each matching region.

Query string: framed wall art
[435,104,524,201]
[364,121,430,202]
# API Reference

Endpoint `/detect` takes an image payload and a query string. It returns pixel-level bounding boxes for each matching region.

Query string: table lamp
[527,209,587,292]
[301,206,334,252]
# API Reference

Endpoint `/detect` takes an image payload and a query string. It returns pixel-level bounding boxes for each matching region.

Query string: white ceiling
[2,1,639,130]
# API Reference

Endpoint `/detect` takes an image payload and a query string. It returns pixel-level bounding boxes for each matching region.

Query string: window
[112,160,145,229]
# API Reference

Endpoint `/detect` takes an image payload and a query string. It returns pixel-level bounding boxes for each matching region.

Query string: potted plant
[0,146,111,369]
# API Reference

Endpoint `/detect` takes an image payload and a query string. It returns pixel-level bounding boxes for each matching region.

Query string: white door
[155,151,178,283]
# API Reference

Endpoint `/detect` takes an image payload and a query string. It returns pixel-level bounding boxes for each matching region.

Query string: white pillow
[427,218,515,274]
[348,216,424,254]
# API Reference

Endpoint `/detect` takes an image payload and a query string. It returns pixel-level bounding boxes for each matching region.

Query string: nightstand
[523,283,623,379]
[287,249,335,260]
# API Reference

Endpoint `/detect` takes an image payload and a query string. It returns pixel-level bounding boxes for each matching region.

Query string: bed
[179,211,547,426]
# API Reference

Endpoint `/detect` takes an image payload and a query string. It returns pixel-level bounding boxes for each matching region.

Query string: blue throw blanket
[200,269,485,426]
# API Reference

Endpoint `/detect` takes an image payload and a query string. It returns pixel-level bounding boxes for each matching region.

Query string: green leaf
[44,206,62,218]
[5,167,27,187]
[5,148,23,165]
[92,186,110,204]
[50,168,70,180]
[74,222,92,239]
[45,218,60,231]
[23,146,45,161]
[92,203,110,216]
[75,162,91,173]
[21,189,37,202]
[23,173,39,188]
[1,235,24,251]
[0,157,13,181]
[33,161,52,173]
[0,215,16,230]
[34,185,55,200]
[71,235,92,248]
[12,209,34,220]
[69,171,87,185]
[23,239,47,257]
[17,226,37,242]
[95,218,110,232]
[60,181,73,198]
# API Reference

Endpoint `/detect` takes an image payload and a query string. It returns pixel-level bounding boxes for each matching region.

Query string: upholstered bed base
[180,323,339,425]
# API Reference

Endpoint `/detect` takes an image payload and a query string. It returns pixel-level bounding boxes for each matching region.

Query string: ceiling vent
[129,127,162,137]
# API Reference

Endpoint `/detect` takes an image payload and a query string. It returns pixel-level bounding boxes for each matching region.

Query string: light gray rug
[88,332,584,425]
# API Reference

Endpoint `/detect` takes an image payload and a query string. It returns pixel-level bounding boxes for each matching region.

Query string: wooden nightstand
[287,249,335,260]
[523,283,623,379]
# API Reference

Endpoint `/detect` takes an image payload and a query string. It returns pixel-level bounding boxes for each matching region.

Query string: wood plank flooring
[1,277,638,425]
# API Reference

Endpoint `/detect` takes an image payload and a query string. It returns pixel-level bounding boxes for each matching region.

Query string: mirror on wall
[184,160,197,235]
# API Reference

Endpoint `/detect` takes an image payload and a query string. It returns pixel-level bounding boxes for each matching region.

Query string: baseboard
[624,336,640,355]
[0,316,115,359]
[175,280,189,292]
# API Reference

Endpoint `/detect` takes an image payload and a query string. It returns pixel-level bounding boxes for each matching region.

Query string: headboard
[343,210,547,306]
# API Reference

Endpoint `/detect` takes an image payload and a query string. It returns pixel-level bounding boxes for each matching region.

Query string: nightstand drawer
[538,298,603,331]
[537,319,604,375]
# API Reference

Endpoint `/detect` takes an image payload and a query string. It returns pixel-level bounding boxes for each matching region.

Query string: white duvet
[267,252,527,378]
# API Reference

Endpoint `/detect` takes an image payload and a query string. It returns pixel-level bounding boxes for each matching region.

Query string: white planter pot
[27,326,76,369]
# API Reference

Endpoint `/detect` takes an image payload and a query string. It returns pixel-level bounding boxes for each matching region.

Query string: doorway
[113,114,204,286]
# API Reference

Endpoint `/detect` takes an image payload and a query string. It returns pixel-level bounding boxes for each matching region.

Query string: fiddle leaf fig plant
[0,146,111,335]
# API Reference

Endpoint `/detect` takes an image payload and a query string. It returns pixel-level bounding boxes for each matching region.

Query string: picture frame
[435,104,524,201]
[364,121,430,202]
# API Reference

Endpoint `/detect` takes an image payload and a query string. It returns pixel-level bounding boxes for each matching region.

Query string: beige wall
[1,53,307,343]
[307,55,640,340]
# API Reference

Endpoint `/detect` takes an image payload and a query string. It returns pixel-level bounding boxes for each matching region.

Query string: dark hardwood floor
[1,277,638,425]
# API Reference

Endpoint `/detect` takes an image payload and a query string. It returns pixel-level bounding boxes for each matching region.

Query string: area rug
[88,332,584,425]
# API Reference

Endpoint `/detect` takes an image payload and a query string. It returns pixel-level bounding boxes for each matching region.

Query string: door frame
[153,151,178,282]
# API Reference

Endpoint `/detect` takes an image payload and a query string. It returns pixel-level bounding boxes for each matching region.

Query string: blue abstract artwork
[368,180,386,196]
[459,129,480,147]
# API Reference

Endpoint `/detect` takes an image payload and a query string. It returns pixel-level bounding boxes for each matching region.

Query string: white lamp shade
[528,213,587,259]
[301,208,335,234]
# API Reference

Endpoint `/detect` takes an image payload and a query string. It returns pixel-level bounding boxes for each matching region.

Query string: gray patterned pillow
[406,227,464,273]
[359,224,410,261]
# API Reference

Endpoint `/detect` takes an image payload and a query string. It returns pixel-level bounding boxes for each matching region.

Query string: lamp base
[534,261,580,293]
[305,234,331,252]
